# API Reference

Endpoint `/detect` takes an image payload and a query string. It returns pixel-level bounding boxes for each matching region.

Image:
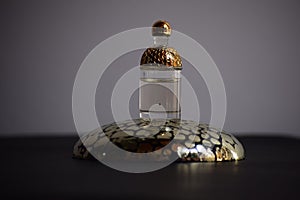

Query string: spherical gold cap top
[152,20,171,36]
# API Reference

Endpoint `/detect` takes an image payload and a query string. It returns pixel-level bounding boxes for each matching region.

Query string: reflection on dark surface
[0,136,299,200]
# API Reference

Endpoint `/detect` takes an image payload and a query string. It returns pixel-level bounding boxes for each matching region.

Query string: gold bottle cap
[152,20,171,36]
[140,20,182,69]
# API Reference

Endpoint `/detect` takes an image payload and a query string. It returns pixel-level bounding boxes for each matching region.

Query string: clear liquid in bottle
[139,66,181,119]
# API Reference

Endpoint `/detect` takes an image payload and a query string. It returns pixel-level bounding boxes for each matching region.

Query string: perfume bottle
[73,20,245,163]
[139,20,182,120]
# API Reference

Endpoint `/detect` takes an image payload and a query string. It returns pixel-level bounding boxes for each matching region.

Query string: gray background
[1,0,299,137]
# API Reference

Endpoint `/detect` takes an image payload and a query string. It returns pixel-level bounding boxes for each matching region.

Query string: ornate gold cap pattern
[140,47,182,69]
[140,20,182,69]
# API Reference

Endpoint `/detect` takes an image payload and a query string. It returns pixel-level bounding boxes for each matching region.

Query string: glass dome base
[73,118,245,162]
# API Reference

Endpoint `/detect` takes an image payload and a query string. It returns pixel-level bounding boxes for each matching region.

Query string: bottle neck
[153,36,169,47]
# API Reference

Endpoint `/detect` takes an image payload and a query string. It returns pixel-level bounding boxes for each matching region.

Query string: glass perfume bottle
[73,20,245,164]
[139,20,182,120]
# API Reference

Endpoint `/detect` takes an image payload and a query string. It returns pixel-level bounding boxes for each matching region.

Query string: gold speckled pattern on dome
[140,47,182,69]
[73,119,245,162]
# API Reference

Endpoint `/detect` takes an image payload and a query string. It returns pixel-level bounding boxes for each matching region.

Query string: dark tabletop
[1,135,299,200]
